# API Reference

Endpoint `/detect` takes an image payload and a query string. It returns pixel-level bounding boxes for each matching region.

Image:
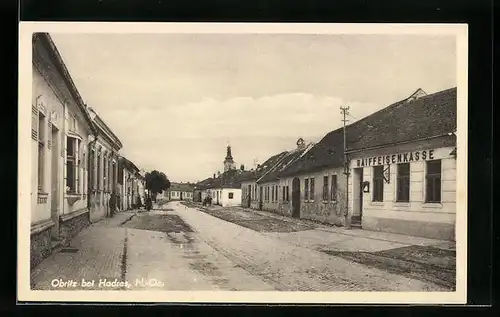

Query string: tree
[145,170,171,202]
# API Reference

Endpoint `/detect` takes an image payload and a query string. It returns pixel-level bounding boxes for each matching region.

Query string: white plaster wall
[31,68,65,225]
[62,104,90,216]
[348,146,457,225]
[221,188,242,207]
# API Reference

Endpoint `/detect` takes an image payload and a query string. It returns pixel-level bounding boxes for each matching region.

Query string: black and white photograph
[18,23,468,304]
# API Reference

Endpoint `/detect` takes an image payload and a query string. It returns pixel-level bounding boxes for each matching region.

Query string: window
[322,176,329,201]
[331,175,337,201]
[310,177,315,201]
[426,160,442,203]
[276,186,279,202]
[37,113,45,191]
[66,137,79,193]
[228,192,234,199]
[397,163,410,202]
[304,178,309,200]
[89,149,95,190]
[97,151,101,190]
[103,157,108,191]
[373,166,384,202]
[271,186,274,202]
[282,186,286,201]
[286,186,289,201]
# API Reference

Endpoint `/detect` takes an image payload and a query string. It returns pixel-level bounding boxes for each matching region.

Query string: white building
[31,33,98,269]
[346,88,457,240]
[167,182,195,201]
[87,107,122,222]
[118,157,144,210]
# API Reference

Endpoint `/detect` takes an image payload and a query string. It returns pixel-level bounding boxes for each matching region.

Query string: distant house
[167,182,196,201]
[193,177,216,203]
[209,168,252,207]
[195,145,251,207]
[118,157,144,210]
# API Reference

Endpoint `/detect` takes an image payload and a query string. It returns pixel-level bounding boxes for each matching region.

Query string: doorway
[258,186,263,210]
[180,192,183,200]
[291,177,300,218]
[50,126,59,239]
[352,168,363,226]
[247,184,251,207]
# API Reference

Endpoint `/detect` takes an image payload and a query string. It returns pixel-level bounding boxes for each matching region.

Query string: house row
[30,33,146,269]
[156,182,196,201]
[238,87,457,241]
[194,146,253,207]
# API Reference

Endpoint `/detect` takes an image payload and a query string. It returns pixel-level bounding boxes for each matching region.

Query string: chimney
[213,173,216,179]
[240,164,245,171]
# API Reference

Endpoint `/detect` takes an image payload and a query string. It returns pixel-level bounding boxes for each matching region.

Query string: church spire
[223,144,236,172]
[226,145,233,160]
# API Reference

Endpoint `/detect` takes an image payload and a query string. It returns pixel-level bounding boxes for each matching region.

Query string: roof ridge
[256,151,290,183]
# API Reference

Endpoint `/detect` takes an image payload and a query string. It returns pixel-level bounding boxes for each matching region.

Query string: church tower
[223,145,236,172]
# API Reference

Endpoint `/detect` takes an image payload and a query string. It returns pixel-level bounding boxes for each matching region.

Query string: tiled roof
[194,177,215,190]
[219,169,255,189]
[197,169,256,190]
[120,156,140,173]
[169,183,195,192]
[258,144,315,183]
[347,87,457,151]
[278,87,456,177]
[278,132,344,177]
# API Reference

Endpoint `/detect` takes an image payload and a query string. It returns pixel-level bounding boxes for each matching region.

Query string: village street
[30,201,455,292]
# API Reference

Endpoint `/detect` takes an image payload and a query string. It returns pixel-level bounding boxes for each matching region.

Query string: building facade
[86,107,123,222]
[118,157,143,210]
[256,140,315,215]
[167,182,196,201]
[31,33,98,269]
[346,88,457,240]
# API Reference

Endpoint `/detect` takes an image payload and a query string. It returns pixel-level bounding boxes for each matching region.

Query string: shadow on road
[322,245,456,290]
[121,213,194,233]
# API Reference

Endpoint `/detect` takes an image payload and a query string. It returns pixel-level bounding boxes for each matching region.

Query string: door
[50,126,59,239]
[258,186,263,210]
[180,192,183,200]
[292,177,300,218]
[352,168,363,225]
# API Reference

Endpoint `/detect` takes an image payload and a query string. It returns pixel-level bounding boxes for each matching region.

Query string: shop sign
[356,149,436,168]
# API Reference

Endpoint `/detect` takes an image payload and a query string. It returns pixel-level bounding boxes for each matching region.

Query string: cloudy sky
[50,33,456,182]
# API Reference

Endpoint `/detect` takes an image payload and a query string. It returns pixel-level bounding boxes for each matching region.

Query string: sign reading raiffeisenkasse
[355,149,437,168]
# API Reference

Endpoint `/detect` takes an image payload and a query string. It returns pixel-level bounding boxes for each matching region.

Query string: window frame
[425,160,442,203]
[396,163,411,202]
[322,175,329,201]
[228,192,234,199]
[309,177,315,202]
[37,112,46,192]
[372,166,384,202]
[331,174,337,202]
[304,178,309,201]
[66,136,80,194]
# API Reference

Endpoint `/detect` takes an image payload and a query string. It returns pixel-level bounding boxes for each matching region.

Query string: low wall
[363,216,455,241]
[30,219,54,270]
[59,208,90,244]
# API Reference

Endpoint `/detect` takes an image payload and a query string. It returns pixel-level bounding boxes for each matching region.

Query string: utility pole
[340,106,351,229]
